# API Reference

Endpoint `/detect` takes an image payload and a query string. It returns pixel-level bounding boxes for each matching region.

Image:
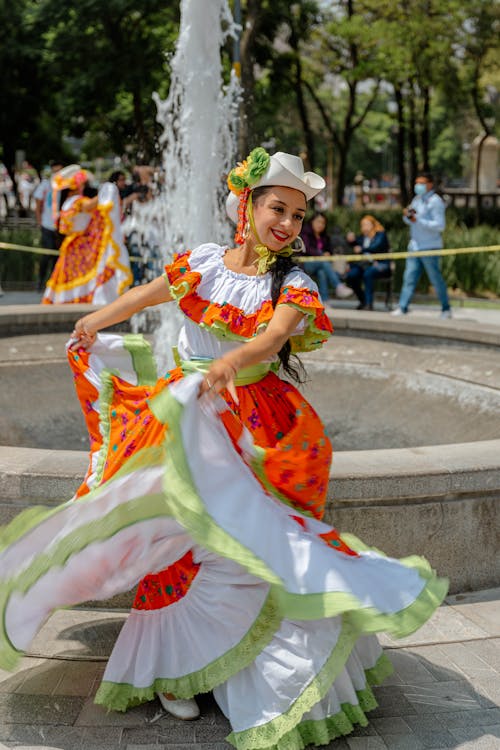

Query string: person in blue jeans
[300,213,353,303]
[392,172,451,319]
[344,215,391,310]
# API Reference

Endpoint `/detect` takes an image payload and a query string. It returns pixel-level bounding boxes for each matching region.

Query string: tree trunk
[421,86,431,172]
[289,22,315,169]
[471,63,492,225]
[238,0,261,158]
[335,136,350,206]
[334,77,357,206]
[326,141,334,210]
[474,132,488,225]
[394,85,408,206]
[407,84,418,189]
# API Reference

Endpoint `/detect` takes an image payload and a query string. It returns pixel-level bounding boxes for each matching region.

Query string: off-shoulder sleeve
[277,268,333,353]
[163,249,333,350]
[163,245,274,341]
[164,250,197,297]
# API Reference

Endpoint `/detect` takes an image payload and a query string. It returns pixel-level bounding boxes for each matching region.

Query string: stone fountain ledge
[1,302,500,347]
[331,307,500,349]
[0,303,98,337]
[0,438,498,594]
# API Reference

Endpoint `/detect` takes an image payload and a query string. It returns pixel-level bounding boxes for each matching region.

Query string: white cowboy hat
[52,164,81,186]
[52,164,95,190]
[226,152,325,223]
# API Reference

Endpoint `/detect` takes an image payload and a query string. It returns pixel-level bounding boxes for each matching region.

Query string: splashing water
[131,0,240,370]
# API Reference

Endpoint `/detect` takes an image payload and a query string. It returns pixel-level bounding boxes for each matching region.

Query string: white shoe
[156,692,200,720]
[390,307,406,316]
[440,309,452,319]
[335,283,354,299]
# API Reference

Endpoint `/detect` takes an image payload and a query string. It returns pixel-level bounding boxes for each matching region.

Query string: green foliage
[239,0,499,204]
[0,1,180,169]
[0,0,498,218]
[0,0,58,172]
[441,222,500,296]
[0,227,40,286]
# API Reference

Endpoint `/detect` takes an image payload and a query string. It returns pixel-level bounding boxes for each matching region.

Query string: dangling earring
[243,221,250,239]
[291,237,305,253]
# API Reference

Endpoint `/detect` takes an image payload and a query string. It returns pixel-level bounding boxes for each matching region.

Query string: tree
[34,0,180,162]
[299,0,383,205]
[366,0,463,202]
[0,0,50,192]
[233,0,321,160]
[457,0,500,221]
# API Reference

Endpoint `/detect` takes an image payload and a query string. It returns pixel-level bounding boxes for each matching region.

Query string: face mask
[414,183,427,196]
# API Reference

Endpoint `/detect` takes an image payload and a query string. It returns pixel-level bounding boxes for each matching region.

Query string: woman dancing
[43,164,132,304]
[0,149,446,749]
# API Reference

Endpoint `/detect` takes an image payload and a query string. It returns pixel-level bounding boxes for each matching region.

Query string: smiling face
[251,186,306,251]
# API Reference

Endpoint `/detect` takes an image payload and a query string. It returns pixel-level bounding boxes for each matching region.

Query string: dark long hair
[252,186,307,384]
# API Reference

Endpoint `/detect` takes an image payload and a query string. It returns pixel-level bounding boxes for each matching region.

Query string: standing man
[392,172,451,319]
[33,161,63,291]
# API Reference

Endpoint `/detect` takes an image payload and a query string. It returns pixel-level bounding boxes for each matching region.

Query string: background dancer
[43,165,132,304]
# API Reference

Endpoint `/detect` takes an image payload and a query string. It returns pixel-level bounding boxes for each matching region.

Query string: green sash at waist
[173,348,276,386]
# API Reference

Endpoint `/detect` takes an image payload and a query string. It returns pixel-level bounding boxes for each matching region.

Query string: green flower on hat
[227,147,270,195]
[246,147,270,184]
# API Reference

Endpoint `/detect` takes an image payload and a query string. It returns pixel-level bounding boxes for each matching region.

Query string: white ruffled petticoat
[0,367,446,749]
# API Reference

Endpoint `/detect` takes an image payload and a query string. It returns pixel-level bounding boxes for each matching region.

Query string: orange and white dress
[43,182,132,304]
[0,243,447,750]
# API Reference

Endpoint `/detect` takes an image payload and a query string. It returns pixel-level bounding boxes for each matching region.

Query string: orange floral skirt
[69,341,333,613]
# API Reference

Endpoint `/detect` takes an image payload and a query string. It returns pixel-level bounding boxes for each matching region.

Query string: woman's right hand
[69,318,97,350]
[199,358,238,402]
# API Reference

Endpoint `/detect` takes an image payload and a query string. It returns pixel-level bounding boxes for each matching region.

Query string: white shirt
[33,178,57,230]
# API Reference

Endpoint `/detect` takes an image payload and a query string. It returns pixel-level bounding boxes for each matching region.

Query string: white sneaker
[440,309,452,319]
[156,692,200,720]
[335,283,354,299]
[390,307,406,316]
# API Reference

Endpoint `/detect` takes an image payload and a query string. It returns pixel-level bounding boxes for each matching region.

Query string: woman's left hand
[199,358,238,403]
[69,318,97,350]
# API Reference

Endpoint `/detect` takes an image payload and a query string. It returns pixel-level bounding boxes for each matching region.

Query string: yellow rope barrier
[297,245,500,263]
[0,241,59,256]
[1,240,500,263]
[0,241,142,262]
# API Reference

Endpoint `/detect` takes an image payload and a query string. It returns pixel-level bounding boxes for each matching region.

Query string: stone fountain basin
[1,323,499,595]
[1,334,499,452]
[303,336,500,450]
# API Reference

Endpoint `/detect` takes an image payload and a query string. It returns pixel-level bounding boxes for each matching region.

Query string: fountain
[129,0,240,369]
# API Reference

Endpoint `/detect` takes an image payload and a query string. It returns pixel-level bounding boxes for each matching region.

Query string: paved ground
[0,589,499,750]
